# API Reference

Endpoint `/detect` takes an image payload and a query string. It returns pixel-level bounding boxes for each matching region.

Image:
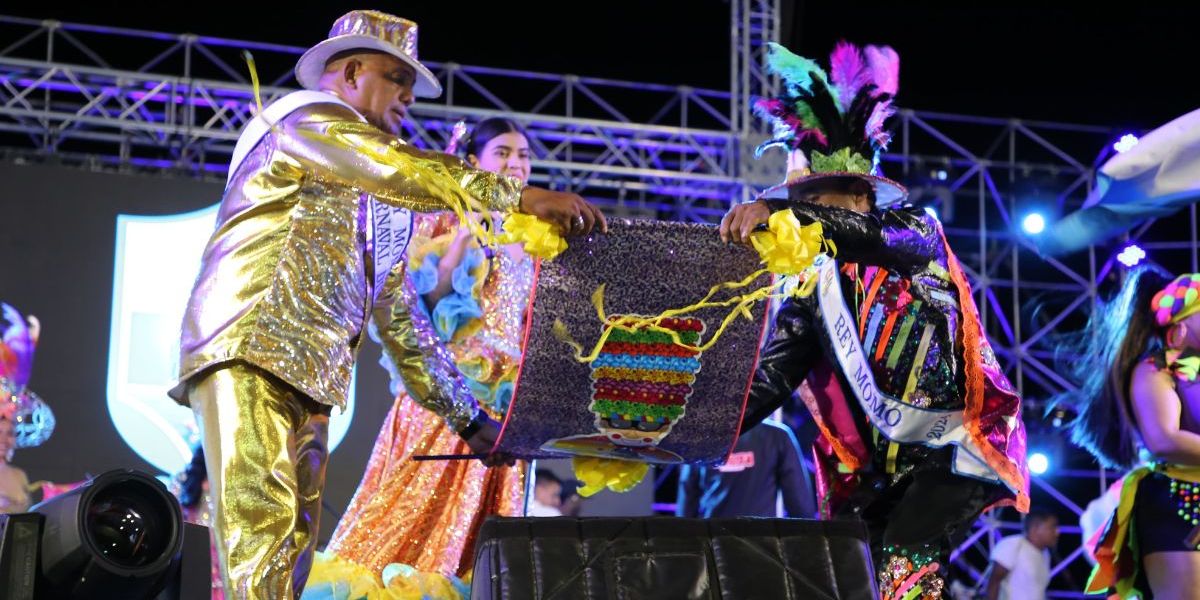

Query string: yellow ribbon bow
[749,209,829,276]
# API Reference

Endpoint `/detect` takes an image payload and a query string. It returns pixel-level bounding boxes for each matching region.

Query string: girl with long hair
[1052,266,1200,599]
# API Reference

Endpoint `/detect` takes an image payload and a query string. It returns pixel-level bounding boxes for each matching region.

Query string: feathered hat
[754,41,907,207]
[0,303,55,449]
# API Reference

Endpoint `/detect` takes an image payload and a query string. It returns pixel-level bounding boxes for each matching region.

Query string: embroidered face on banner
[499,220,770,467]
[542,317,706,463]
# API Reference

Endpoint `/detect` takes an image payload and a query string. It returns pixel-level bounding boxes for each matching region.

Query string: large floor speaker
[470,517,877,600]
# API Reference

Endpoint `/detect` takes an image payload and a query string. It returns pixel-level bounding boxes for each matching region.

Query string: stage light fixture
[0,469,208,600]
[1116,244,1146,268]
[1028,452,1050,475]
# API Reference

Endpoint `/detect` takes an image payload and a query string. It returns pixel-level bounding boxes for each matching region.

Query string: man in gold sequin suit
[169,11,604,599]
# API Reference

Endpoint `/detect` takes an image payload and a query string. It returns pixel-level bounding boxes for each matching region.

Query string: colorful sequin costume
[744,42,1028,600]
[169,12,525,598]
[311,214,530,590]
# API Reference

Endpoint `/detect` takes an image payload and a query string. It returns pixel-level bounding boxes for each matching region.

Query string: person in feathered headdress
[0,303,56,514]
[721,42,1029,600]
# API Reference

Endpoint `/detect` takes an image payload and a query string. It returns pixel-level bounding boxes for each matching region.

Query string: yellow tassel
[242,51,263,115]
[591,284,608,320]
[552,318,586,358]
[558,269,779,361]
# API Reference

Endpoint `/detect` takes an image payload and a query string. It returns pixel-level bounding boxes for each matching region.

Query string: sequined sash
[814,254,998,483]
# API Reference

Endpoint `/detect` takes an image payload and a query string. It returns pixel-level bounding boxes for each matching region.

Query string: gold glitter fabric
[325,214,530,577]
[173,100,523,411]
[189,362,331,599]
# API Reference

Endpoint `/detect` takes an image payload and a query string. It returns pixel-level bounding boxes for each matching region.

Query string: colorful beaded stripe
[589,317,705,426]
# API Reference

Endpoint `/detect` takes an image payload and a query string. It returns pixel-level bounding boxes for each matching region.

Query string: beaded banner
[495,219,771,465]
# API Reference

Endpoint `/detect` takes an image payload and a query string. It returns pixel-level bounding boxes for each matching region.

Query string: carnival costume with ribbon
[744,42,1029,600]
[1086,273,1200,599]
[170,11,538,598]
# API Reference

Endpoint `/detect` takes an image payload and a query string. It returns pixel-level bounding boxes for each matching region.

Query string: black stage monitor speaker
[471,516,878,600]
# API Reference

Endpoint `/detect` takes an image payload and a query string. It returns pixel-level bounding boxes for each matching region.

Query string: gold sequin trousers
[325,393,525,577]
[190,363,331,599]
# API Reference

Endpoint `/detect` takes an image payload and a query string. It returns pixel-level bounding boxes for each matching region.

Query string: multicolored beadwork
[514,219,771,465]
[589,317,705,448]
[1171,479,1200,540]
[877,545,944,600]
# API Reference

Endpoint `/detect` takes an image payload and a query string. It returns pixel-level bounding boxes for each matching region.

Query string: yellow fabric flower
[304,551,384,599]
[496,213,568,259]
[749,210,826,276]
[572,456,650,497]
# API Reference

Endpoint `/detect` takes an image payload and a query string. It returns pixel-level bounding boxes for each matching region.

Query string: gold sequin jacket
[173,97,522,431]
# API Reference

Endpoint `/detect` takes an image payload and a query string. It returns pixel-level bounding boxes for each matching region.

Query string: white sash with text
[813,254,998,482]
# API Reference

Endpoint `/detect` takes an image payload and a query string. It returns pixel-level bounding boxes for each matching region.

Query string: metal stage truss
[4,7,1193,597]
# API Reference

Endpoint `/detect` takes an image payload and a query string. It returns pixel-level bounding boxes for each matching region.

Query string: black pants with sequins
[843,467,1007,565]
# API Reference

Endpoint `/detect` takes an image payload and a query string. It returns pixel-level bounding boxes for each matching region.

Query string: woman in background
[305,118,537,599]
[0,409,30,514]
[1052,266,1200,599]
[0,304,55,515]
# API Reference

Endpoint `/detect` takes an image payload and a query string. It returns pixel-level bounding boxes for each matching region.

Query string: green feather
[764,42,829,92]
[793,101,821,134]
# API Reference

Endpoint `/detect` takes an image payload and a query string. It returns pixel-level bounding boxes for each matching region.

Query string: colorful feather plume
[754,41,900,169]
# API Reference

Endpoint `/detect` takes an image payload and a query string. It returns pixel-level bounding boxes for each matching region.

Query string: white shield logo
[107,205,355,476]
